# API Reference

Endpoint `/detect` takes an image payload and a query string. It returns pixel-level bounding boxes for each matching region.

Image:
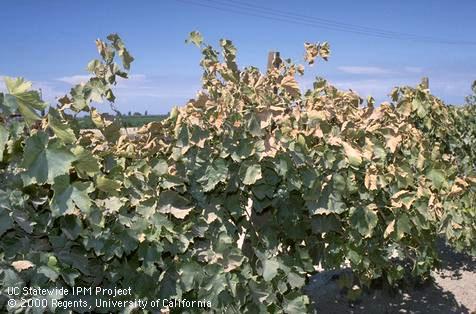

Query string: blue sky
[1,0,475,114]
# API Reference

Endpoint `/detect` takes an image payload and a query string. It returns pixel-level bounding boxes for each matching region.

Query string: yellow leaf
[416,152,426,170]
[448,177,469,196]
[91,108,104,129]
[342,142,362,166]
[364,166,378,190]
[455,177,469,188]
[362,138,374,160]
[263,134,278,158]
[12,260,35,272]
[307,109,327,122]
[328,136,342,146]
[385,134,402,153]
[384,220,395,238]
[281,75,301,98]
[313,125,324,138]
[138,233,146,243]
[467,176,476,184]
[391,190,410,200]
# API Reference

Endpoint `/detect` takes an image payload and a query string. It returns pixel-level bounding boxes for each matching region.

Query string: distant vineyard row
[76,114,167,129]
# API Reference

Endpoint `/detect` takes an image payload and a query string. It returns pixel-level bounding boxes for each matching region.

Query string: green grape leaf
[0,124,9,160]
[262,259,279,281]
[199,159,228,192]
[96,176,122,193]
[157,190,193,219]
[284,293,310,313]
[350,205,379,238]
[0,208,14,236]
[47,107,77,144]
[4,77,46,125]
[50,175,94,217]
[240,163,262,185]
[72,146,101,177]
[396,213,412,240]
[20,132,76,185]
[426,169,446,189]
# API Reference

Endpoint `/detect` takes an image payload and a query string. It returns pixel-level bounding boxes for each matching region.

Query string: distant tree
[128,111,131,116]
[133,112,141,116]
[145,110,148,116]
[466,80,476,105]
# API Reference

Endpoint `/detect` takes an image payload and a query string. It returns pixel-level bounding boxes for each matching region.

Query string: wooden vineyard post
[267,51,280,71]
[39,88,45,117]
[421,77,429,89]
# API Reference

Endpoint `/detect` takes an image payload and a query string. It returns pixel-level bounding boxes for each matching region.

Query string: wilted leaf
[107,33,135,69]
[281,75,301,98]
[12,260,35,272]
[186,31,203,47]
[90,108,104,128]
[304,42,330,65]
[385,134,402,153]
[1,32,474,314]
[364,165,378,190]
[342,142,362,166]
[384,219,395,238]
[47,108,77,144]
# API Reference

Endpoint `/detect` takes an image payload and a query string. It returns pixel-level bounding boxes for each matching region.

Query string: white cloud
[113,74,199,98]
[31,81,65,103]
[332,79,390,97]
[337,66,424,75]
[330,78,422,102]
[57,73,148,85]
[54,73,200,99]
[56,75,91,85]
[298,76,412,102]
[404,66,423,74]
[126,74,147,81]
[0,75,5,92]
[329,76,471,105]
[337,66,393,75]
